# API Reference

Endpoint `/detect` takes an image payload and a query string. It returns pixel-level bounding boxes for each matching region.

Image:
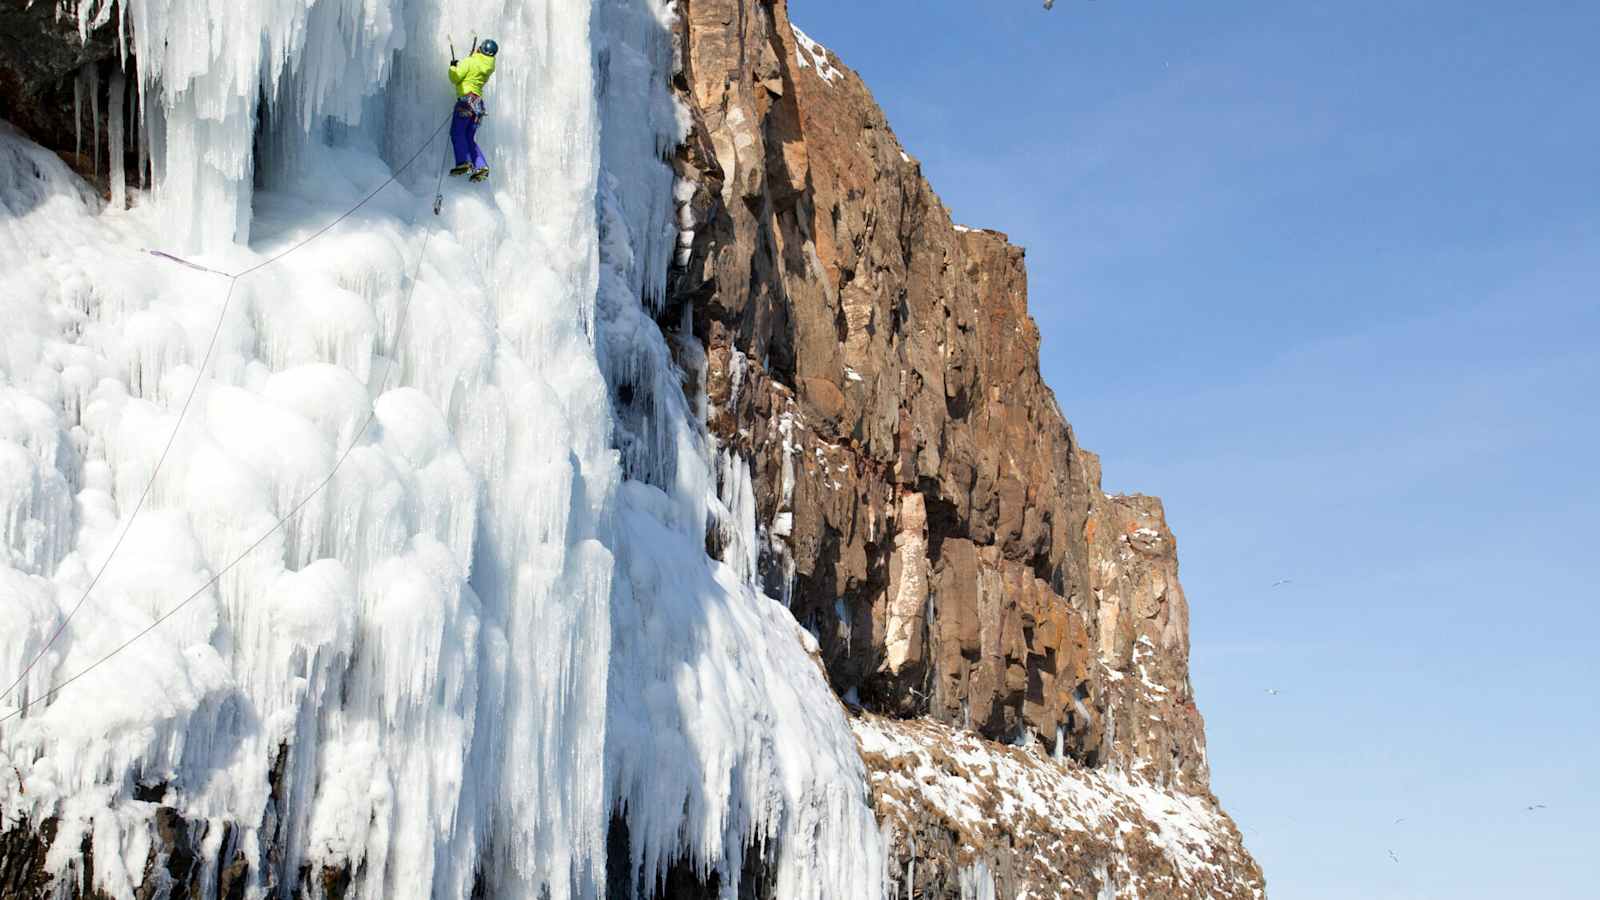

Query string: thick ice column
[103,0,263,249]
[89,65,100,179]
[595,0,685,312]
[107,68,126,209]
[139,86,156,190]
[74,71,83,159]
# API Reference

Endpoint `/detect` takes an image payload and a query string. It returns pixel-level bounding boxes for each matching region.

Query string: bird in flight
[1271,579,1293,588]
[1388,850,1400,864]
[1394,817,1406,825]
[1526,804,1547,811]
[1264,688,1282,696]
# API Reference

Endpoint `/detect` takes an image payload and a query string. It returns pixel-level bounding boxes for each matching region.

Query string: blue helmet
[479,39,499,57]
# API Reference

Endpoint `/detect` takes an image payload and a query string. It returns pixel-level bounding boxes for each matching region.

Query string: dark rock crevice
[0,13,141,200]
[605,814,776,900]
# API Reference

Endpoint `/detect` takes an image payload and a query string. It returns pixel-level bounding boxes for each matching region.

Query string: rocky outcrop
[0,3,120,89]
[670,0,1259,894]
[0,3,129,187]
[857,715,1262,900]
[2,769,301,900]
[1,817,66,899]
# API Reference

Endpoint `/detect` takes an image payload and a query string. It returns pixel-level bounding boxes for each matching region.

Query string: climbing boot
[469,167,491,183]
[449,164,472,177]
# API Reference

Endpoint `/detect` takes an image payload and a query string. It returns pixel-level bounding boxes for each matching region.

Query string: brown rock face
[676,0,1191,776]
[671,0,1258,893]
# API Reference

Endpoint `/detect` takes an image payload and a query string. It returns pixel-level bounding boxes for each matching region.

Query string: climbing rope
[0,115,454,721]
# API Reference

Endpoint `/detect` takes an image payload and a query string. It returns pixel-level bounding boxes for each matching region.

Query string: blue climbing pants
[451,97,487,170]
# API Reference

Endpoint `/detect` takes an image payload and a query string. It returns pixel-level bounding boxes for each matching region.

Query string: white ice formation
[0,1,883,897]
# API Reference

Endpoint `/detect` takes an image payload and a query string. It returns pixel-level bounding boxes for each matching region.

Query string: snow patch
[792,24,844,85]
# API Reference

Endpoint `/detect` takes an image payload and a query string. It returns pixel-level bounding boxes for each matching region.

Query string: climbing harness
[0,114,455,722]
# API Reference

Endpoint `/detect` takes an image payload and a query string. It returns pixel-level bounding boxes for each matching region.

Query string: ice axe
[448,34,478,64]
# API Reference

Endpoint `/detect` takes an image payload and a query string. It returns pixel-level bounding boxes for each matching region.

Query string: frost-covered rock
[858,715,1263,900]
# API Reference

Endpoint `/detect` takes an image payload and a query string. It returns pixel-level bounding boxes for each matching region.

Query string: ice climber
[448,39,498,183]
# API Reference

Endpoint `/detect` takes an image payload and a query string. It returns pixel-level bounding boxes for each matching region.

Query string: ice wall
[1,1,882,898]
[594,2,884,895]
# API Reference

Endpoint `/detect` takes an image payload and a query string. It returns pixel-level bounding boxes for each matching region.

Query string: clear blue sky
[788,2,1599,897]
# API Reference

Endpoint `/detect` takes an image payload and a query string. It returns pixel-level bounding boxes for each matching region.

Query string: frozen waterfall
[0,1,884,898]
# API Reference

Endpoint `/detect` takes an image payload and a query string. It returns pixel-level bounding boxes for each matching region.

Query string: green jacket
[449,51,496,97]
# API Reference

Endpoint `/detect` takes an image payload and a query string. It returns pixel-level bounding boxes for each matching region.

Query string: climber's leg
[449,103,473,175]
[468,118,488,171]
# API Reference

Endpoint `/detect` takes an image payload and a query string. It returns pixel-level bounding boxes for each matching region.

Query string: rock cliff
[669,0,1262,895]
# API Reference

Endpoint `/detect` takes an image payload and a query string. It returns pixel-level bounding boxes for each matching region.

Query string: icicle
[138,99,149,191]
[957,861,997,900]
[116,0,128,61]
[89,63,100,182]
[142,89,162,190]
[128,70,145,193]
[108,67,125,209]
[127,71,137,152]
[74,69,83,161]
